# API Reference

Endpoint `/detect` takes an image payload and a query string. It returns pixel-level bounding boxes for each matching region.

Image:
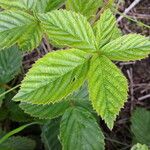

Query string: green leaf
[0,0,36,11]
[18,23,43,51]
[88,55,128,129]
[19,83,92,119]
[13,49,90,104]
[66,0,103,20]
[7,101,32,122]
[0,123,37,144]
[60,107,105,150]
[35,0,66,13]
[131,108,150,146]
[94,9,121,48]
[131,143,149,150]
[41,119,61,150]
[101,34,150,61]
[0,10,41,50]
[39,10,97,51]
[0,0,66,13]
[0,136,36,150]
[20,100,70,119]
[0,45,22,83]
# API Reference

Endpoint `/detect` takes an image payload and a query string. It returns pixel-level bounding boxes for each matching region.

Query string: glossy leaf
[13,49,90,104]
[39,10,97,51]
[0,46,22,83]
[94,9,121,48]
[131,108,150,146]
[41,119,61,150]
[88,55,128,129]
[60,107,105,150]
[66,0,103,19]
[101,34,150,61]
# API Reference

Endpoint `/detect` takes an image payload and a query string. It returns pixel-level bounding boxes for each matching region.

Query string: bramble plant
[0,0,150,149]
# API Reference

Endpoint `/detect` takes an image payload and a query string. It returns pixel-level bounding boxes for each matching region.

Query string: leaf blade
[0,45,22,83]
[131,108,150,146]
[13,49,90,104]
[66,0,103,20]
[101,34,150,61]
[60,107,105,150]
[39,10,97,51]
[0,10,37,50]
[88,55,128,129]
[94,9,121,48]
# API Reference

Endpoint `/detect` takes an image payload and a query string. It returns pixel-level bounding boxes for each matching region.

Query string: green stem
[0,84,20,99]
[114,9,150,29]
[0,122,38,144]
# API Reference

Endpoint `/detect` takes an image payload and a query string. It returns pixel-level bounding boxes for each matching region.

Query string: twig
[127,68,134,111]
[117,0,142,22]
[138,94,150,101]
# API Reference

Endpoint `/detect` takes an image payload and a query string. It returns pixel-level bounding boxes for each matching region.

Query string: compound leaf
[13,49,90,104]
[41,119,61,150]
[101,34,150,61]
[0,10,38,50]
[66,0,103,20]
[94,9,121,48]
[0,45,22,83]
[131,143,149,150]
[39,10,97,51]
[60,107,105,150]
[131,108,150,146]
[88,55,128,129]
[0,136,36,150]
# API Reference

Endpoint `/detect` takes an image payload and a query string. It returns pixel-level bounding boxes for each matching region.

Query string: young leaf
[94,9,121,48]
[41,119,61,150]
[101,34,150,61]
[88,55,128,129]
[13,49,90,104]
[60,107,105,150]
[66,0,103,20]
[0,136,36,150]
[131,108,150,146]
[0,45,22,83]
[0,10,38,50]
[39,10,97,51]
[131,143,149,150]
